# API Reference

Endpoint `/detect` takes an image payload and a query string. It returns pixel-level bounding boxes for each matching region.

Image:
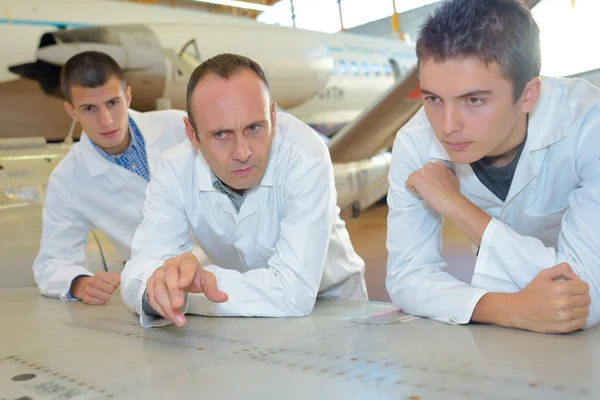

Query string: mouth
[100,129,119,138]
[445,141,472,151]
[232,166,254,176]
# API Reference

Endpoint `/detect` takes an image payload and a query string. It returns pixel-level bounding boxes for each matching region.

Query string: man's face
[419,58,540,164]
[64,75,131,155]
[184,69,276,191]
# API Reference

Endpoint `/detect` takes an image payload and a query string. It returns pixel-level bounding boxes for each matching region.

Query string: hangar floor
[345,204,476,302]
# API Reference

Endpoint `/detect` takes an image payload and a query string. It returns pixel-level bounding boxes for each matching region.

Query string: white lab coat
[386,76,600,329]
[121,111,367,328]
[33,109,189,300]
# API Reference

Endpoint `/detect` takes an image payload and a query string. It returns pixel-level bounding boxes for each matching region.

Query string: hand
[512,263,590,333]
[146,253,229,327]
[475,263,590,333]
[405,161,463,216]
[71,271,120,305]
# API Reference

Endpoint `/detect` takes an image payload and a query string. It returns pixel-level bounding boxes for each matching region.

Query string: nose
[441,104,462,135]
[98,107,113,127]
[232,134,251,163]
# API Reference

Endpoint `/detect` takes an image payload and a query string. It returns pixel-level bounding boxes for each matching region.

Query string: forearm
[138,265,316,328]
[33,259,94,299]
[473,218,563,290]
[189,265,317,317]
[445,195,492,248]
[471,292,518,327]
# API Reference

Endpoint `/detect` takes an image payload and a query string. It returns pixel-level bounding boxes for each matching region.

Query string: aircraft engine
[9,24,167,112]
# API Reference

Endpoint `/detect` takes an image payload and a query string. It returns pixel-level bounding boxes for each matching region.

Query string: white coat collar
[194,124,279,192]
[526,76,569,150]
[80,109,158,178]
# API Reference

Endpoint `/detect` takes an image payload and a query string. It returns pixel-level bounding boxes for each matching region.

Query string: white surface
[2,287,599,399]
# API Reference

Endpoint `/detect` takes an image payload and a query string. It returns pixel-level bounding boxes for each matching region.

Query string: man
[121,53,367,328]
[33,51,189,305]
[386,0,599,333]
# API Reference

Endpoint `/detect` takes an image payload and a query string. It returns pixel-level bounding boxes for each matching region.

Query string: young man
[386,0,599,333]
[121,54,367,328]
[33,51,189,305]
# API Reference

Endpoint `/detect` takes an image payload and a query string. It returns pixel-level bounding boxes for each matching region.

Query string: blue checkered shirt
[92,115,150,181]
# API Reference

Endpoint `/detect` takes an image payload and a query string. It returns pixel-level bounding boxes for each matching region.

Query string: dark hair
[60,51,126,102]
[416,0,541,102]
[186,53,270,130]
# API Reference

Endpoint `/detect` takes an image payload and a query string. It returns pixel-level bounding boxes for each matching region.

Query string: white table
[2,288,598,399]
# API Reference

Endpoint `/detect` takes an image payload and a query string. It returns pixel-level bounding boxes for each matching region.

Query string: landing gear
[352,201,361,218]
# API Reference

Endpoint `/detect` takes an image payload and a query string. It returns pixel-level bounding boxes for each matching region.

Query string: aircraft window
[361,61,370,76]
[349,61,359,76]
[382,63,392,76]
[372,63,381,76]
[338,60,348,75]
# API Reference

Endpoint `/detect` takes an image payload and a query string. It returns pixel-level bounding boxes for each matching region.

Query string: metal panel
[2,288,599,399]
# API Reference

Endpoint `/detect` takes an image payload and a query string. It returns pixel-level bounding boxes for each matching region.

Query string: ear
[270,101,277,128]
[64,101,78,121]
[520,77,541,114]
[125,86,132,108]
[184,116,200,150]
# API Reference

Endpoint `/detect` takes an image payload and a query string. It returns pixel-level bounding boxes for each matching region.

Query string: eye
[83,106,95,112]
[466,97,483,105]
[214,131,227,139]
[247,124,261,134]
[424,96,440,104]
[107,99,119,107]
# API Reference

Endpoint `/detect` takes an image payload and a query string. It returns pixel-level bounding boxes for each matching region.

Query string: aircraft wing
[328,66,421,163]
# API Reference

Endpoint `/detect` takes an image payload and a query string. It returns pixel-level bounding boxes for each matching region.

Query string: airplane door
[389,59,402,81]
[175,39,201,78]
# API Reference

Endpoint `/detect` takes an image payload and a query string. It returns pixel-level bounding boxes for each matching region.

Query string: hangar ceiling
[122,0,280,19]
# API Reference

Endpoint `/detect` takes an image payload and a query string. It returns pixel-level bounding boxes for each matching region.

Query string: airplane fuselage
[1,0,417,135]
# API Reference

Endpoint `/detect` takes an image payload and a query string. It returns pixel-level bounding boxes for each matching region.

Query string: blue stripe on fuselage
[0,18,94,28]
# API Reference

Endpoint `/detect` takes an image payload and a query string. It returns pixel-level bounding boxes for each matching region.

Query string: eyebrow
[77,97,121,110]
[205,119,268,136]
[421,89,492,99]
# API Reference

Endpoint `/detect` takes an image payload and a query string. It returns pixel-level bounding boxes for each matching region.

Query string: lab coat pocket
[521,205,568,248]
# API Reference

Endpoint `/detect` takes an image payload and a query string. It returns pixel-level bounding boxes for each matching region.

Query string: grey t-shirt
[470,137,527,202]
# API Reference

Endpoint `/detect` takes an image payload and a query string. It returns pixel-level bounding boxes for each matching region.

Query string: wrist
[444,195,491,247]
[472,292,519,328]
[70,276,91,299]
[444,194,471,218]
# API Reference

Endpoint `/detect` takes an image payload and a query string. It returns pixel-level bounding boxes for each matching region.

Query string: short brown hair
[416,0,541,102]
[60,51,126,103]
[186,53,270,130]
